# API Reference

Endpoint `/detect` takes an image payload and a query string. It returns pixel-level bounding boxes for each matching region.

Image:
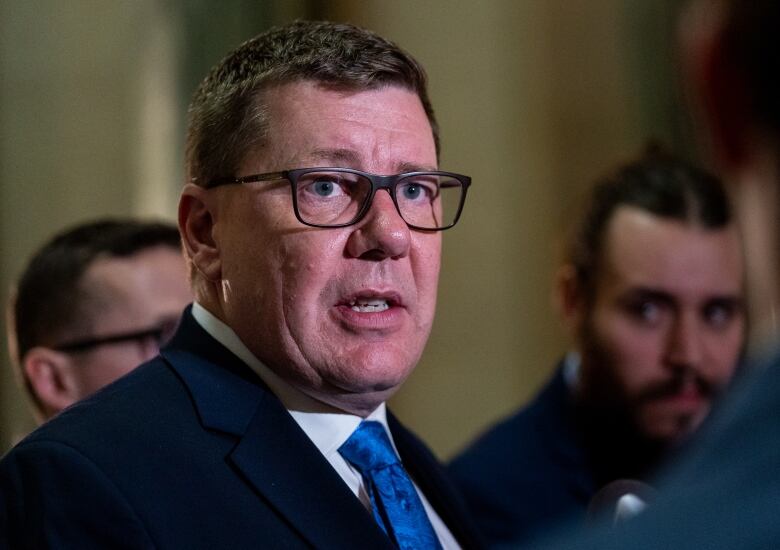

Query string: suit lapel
[162,310,393,548]
[229,396,394,548]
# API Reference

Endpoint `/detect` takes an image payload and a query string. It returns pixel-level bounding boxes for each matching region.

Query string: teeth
[349,298,390,312]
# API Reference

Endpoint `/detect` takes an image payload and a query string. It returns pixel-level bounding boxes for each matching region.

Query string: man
[7,218,191,421]
[449,152,745,546]
[0,21,480,549]
[526,1,780,548]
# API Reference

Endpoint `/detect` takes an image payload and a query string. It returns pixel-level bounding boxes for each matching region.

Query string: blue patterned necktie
[339,421,442,550]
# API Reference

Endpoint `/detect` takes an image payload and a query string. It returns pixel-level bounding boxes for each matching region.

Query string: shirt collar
[190,302,390,457]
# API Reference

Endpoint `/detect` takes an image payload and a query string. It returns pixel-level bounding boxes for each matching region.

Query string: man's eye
[403,184,422,200]
[312,179,340,197]
[400,181,436,201]
[703,302,736,327]
[631,301,661,323]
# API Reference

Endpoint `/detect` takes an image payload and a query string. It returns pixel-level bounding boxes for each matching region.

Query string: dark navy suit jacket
[448,364,597,547]
[0,308,482,549]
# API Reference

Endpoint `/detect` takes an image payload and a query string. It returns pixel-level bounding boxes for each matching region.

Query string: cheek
[706,326,745,379]
[218,230,288,336]
[226,253,272,306]
[593,315,663,387]
[411,236,441,305]
[218,193,288,287]
[277,236,343,326]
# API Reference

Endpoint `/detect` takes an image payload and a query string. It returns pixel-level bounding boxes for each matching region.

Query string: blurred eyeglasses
[52,317,180,354]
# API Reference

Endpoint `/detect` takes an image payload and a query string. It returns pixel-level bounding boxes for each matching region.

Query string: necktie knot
[339,420,399,471]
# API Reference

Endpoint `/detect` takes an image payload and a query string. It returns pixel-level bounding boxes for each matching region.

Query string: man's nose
[345,189,411,260]
[666,313,703,369]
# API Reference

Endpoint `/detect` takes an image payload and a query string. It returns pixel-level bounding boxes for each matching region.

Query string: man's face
[68,246,191,400]
[577,206,745,443]
[209,81,441,414]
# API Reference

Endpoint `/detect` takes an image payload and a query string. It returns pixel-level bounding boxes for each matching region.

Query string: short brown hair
[185,20,439,186]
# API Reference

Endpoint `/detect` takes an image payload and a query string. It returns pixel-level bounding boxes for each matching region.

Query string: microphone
[586,479,656,525]
[614,492,647,522]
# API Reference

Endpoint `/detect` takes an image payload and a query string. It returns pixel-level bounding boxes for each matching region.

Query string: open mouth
[334,292,405,331]
[349,298,391,313]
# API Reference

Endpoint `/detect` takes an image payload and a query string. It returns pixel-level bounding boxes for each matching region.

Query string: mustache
[635,371,722,403]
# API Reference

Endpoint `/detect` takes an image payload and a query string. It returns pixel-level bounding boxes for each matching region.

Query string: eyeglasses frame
[204,167,471,230]
[52,320,178,354]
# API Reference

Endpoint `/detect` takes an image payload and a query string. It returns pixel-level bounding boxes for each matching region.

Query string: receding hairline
[603,203,738,244]
[12,219,182,357]
[563,150,733,304]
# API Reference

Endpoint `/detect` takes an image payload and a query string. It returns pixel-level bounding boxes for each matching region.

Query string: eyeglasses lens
[294,171,463,229]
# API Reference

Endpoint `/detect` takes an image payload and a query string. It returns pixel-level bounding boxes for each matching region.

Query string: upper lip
[649,380,710,403]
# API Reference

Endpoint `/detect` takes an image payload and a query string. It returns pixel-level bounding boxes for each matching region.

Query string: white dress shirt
[191,303,459,549]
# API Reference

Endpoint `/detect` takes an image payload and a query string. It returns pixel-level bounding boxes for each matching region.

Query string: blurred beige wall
[0,1,684,457]
[0,0,182,445]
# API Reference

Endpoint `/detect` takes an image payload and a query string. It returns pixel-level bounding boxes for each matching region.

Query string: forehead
[598,206,744,298]
[244,80,437,174]
[81,247,188,307]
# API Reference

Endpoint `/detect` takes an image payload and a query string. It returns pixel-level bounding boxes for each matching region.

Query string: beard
[573,315,726,481]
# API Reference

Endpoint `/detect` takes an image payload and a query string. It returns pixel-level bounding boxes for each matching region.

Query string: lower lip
[332,304,406,332]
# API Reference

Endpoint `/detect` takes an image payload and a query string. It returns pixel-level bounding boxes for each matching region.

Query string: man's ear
[23,347,78,419]
[554,264,586,337]
[179,183,222,282]
[680,1,752,171]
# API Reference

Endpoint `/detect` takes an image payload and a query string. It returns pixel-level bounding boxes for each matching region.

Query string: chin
[312,380,403,416]
[299,344,420,410]
[338,364,411,395]
[326,357,413,400]
[643,417,698,445]
[346,343,418,378]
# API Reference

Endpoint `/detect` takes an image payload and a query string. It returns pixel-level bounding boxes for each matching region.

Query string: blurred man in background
[528,1,780,547]
[7,218,191,421]
[450,151,745,546]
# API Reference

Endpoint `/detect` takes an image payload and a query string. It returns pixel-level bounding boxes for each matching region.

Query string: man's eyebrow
[704,295,745,308]
[308,149,437,173]
[623,287,744,306]
[622,288,676,305]
[397,161,438,173]
[309,148,360,166]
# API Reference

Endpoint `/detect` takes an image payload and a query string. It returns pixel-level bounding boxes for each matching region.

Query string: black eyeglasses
[52,318,179,354]
[205,167,471,230]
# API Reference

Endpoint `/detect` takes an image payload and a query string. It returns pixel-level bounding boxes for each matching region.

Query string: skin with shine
[181,81,441,416]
